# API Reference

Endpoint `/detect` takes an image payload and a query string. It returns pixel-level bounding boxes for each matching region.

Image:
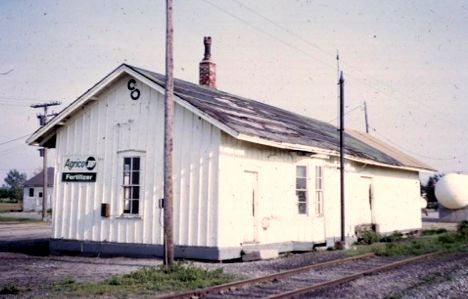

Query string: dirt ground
[0,215,466,298]
[1,250,467,298]
[0,252,162,296]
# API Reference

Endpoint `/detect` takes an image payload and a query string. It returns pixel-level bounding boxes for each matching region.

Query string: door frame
[243,170,259,244]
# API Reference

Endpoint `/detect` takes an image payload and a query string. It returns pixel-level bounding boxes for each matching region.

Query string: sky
[0,0,467,184]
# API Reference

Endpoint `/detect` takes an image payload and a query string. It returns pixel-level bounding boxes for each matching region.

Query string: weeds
[51,263,234,297]
[380,231,403,243]
[356,229,380,245]
[350,225,468,257]
[0,215,40,223]
[457,220,468,237]
[0,284,19,295]
[421,228,447,236]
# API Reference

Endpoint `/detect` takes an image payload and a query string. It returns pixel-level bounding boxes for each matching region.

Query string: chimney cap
[199,36,216,88]
[203,36,212,61]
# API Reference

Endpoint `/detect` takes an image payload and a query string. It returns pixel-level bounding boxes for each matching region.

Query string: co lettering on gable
[127,79,140,100]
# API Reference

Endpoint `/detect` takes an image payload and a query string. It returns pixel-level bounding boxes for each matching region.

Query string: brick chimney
[199,36,216,88]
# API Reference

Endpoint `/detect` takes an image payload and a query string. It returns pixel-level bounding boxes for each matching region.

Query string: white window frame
[315,165,324,215]
[122,156,141,215]
[296,165,308,215]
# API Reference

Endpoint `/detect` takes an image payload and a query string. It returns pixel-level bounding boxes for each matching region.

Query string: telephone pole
[31,101,61,221]
[339,72,345,243]
[163,0,175,267]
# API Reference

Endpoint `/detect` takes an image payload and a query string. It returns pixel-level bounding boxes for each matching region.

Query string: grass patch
[380,231,404,243]
[356,229,380,245]
[349,226,468,257]
[0,284,20,295]
[0,198,18,203]
[51,263,235,297]
[421,228,447,236]
[0,214,40,223]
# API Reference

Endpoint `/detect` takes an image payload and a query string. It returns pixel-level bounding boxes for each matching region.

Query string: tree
[3,169,27,202]
[0,188,14,201]
[421,173,443,203]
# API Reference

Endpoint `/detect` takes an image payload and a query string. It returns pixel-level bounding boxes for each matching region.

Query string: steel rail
[155,253,375,299]
[266,251,443,299]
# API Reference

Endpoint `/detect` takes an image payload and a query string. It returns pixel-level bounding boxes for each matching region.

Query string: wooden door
[241,171,258,243]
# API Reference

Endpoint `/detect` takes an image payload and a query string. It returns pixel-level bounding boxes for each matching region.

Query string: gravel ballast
[0,250,467,298]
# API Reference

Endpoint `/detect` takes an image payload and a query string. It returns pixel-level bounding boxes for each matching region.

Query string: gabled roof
[24,168,54,187]
[27,64,435,172]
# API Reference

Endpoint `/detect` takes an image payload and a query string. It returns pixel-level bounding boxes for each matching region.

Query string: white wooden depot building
[27,39,434,260]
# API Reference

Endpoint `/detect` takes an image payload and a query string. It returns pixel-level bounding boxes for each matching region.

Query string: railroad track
[158,252,442,299]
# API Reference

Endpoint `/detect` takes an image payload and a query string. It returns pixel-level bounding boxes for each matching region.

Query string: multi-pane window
[38,192,43,198]
[123,157,140,214]
[296,165,307,214]
[315,165,324,215]
[29,188,34,197]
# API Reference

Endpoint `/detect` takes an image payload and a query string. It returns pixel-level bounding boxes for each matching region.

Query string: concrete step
[242,249,279,262]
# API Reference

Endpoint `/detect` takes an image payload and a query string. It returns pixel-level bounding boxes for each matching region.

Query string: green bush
[438,233,458,244]
[380,231,403,242]
[358,230,379,245]
[0,284,19,295]
[457,221,468,237]
[421,228,447,236]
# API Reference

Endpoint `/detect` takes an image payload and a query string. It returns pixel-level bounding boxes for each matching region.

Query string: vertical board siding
[53,75,220,247]
[218,135,423,248]
[218,134,298,247]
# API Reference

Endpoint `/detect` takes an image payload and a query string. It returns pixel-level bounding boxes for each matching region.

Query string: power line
[222,0,461,129]
[0,145,30,158]
[370,126,468,161]
[230,0,333,59]
[0,103,30,107]
[327,103,364,123]
[201,0,335,70]
[0,96,42,102]
[0,134,31,146]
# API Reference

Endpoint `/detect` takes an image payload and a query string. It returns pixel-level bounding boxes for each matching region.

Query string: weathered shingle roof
[345,129,434,171]
[27,63,434,172]
[24,168,54,187]
[128,64,434,172]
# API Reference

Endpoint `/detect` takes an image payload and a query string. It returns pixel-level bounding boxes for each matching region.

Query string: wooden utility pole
[163,0,175,267]
[339,72,345,243]
[31,101,61,221]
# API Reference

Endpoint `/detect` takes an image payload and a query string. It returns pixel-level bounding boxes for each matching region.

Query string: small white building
[22,168,54,212]
[27,38,433,260]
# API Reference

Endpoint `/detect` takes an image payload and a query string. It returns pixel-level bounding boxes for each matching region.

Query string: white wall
[53,74,220,247]
[217,135,422,248]
[320,159,421,239]
[22,186,53,212]
[217,134,330,248]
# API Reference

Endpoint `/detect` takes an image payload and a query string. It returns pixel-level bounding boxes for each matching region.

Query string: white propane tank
[435,173,468,209]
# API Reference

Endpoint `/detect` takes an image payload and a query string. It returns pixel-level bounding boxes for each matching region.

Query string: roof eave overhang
[26,64,240,146]
[237,133,435,173]
[345,155,436,173]
[27,64,131,146]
